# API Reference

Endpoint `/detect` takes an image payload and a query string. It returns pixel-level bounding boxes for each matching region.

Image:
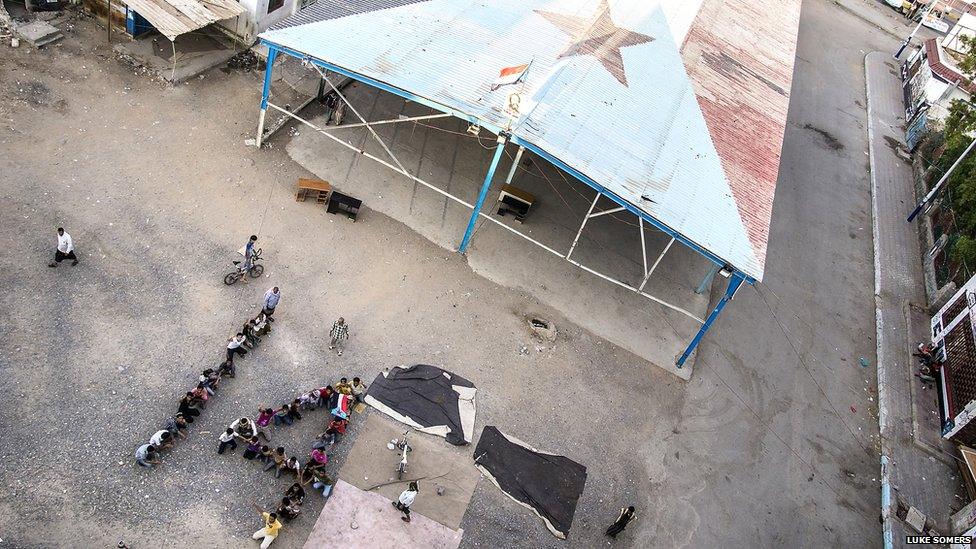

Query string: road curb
[865,50,895,549]
[834,0,904,41]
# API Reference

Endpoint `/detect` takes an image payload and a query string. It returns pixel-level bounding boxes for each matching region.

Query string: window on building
[267,0,284,14]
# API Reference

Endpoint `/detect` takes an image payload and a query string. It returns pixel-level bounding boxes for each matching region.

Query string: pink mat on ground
[303,479,463,549]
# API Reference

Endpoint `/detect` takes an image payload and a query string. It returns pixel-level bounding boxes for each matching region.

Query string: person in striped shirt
[328,317,349,356]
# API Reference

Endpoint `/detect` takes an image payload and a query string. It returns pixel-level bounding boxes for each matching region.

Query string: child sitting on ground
[335,378,353,395]
[243,436,262,460]
[149,429,175,450]
[285,483,306,506]
[298,390,318,411]
[190,384,210,408]
[276,497,301,522]
[242,318,261,349]
[254,312,270,336]
[273,405,292,427]
[277,456,301,479]
[264,447,286,472]
[316,386,334,409]
[287,401,303,423]
[199,369,220,394]
[310,448,328,466]
[217,360,235,379]
[164,413,188,440]
[303,464,333,497]
[351,377,367,404]
[256,408,275,429]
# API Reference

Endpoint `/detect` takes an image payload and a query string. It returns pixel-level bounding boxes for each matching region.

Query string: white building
[218,0,316,44]
[903,38,974,123]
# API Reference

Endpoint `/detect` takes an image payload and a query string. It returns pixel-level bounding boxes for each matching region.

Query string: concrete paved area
[0,0,931,547]
[337,412,480,531]
[117,27,237,82]
[865,50,966,542]
[284,87,712,379]
[303,479,462,549]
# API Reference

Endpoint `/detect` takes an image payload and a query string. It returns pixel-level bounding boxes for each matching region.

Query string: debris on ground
[226,50,259,72]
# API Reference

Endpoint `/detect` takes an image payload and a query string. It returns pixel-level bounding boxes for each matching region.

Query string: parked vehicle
[922,11,951,33]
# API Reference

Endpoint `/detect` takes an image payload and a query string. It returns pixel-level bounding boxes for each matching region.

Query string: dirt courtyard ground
[0,2,887,547]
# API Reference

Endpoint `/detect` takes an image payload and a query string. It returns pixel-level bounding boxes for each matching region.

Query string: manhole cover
[528,317,556,341]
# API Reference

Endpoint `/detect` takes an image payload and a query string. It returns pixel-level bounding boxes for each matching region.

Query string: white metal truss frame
[263,69,705,324]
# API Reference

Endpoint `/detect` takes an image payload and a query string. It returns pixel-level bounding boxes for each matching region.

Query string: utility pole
[908,137,976,222]
[894,0,939,58]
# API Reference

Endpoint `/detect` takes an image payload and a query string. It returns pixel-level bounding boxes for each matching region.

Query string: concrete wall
[924,77,970,120]
[218,0,299,44]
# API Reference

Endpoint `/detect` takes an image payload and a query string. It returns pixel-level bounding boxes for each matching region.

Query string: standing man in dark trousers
[48,227,79,267]
[605,506,636,539]
[263,286,281,322]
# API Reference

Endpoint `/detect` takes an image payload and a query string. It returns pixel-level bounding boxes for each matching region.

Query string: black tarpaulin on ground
[364,364,476,446]
[473,426,587,539]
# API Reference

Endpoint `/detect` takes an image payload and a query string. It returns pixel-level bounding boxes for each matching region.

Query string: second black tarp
[473,426,587,539]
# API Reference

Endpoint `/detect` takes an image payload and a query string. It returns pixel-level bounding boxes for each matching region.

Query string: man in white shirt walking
[392,482,419,523]
[226,333,248,364]
[48,227,79,268]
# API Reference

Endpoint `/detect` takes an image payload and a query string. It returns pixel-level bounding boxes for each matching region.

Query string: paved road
[660,1,903,546]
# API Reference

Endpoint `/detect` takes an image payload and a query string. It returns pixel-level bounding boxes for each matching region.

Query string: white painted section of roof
[261,0,765,278]
[122,0,245,41]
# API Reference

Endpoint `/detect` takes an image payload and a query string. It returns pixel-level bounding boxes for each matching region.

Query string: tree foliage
[936,34,976,273]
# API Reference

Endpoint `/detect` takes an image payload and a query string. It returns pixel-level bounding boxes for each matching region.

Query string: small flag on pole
[491,63,530,91]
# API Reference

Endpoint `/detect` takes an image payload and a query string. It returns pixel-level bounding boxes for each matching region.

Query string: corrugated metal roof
[925,38,976,94]
[122,0,245,41]
[682,0,802,278]
[269,0,428,30]
[261,0,801,280]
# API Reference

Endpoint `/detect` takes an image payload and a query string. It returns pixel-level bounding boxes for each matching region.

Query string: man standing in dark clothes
[605,506,636,538]
[263,287,280,322]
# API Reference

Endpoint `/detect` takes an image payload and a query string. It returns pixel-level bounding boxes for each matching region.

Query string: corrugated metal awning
[260,0,801,281]
[121,0,245,41]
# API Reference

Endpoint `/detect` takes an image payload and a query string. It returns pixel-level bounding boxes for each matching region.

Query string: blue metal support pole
[676,271,746,367]
[458,134,508,254]
[255,46,279,148]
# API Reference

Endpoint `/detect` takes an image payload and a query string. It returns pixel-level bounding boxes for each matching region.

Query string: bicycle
[387,431,412,480]
[223,248,264,285]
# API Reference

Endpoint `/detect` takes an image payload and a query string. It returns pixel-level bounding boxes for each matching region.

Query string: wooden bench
[296,178,333,203]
